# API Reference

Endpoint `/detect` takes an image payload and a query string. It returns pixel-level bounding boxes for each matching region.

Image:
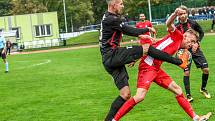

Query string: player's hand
[192,43,199,53]
[128,61,136,68]
[147,27,156,34]
[138,35,156,43]
[174,8,180,15]
[179,59,188,69]
[177,49,190,69]
[174,8,185,16]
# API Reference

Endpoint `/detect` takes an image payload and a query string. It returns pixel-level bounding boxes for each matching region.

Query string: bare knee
[133,88,147,103]
[134,94,145,103]
[120,86,131,100]
[202,68,209,74]
[184,71,190,76]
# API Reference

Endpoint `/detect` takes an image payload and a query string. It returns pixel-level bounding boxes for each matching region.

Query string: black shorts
[184,48,208,71]
[102,45,143,90]
[0,48,6,59]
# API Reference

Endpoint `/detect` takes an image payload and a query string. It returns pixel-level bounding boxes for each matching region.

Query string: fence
[137,1,209,20]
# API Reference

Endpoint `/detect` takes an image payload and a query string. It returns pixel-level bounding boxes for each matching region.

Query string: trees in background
[0,0,214,32]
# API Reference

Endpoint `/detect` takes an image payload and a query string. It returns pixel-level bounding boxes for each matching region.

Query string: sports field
[0,35,214,121]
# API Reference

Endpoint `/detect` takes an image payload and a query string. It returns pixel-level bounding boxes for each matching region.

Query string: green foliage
[10,0,48,14]
[0,1,11,16]
[91,0,107,23]
[63,0,93,30]
[0,35,214,120]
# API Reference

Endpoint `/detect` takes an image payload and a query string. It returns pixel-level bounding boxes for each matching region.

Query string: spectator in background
[211,7,214,15]
[198,8,203,15]
[0,35,9,73]
[191,8,196,16]
[206,7,210,15]
[203,7,207,15]
[6,40,12,55]
[211,13,215,32]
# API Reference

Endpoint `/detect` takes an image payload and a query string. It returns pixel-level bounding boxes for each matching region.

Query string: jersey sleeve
[109,16,150,37]
[193,21,204,42]
[135,23,139,28]
[122,24,150,37]
[168,27,183,41]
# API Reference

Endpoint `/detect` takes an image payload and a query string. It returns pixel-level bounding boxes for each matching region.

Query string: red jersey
[136,20,152,36]
[139,28,183,70]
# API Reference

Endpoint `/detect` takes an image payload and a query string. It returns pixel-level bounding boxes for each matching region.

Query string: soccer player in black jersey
[100,0,188,120]
[175,5,211,102]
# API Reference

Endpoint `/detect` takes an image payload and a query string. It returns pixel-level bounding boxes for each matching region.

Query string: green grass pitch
[0,35,214,121]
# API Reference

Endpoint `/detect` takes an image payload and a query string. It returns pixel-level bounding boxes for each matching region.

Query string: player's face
[181,32,197,49]
[178,9,188,22]
[113,0,124,15]
[139,14,146,21]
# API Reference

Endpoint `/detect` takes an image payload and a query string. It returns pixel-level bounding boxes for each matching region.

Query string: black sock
[201,73,209,90]
[148,45,182,65]
[183,76,191,95]
[105,96,126,121]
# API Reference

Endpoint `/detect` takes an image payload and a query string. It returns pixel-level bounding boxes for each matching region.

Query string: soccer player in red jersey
[136,13,153,36]
[112,8,212,121]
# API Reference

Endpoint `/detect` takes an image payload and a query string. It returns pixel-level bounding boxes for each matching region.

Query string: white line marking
[14,59,52,70]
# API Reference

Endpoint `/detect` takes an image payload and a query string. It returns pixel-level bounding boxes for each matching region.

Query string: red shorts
[137,69,173,90]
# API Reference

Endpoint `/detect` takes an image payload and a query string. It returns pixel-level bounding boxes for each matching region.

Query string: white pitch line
[31,59,51,67]
[14,59,52,70]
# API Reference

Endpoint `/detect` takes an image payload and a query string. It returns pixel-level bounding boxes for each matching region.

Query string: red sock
[176,94,195,118]
[114,98,137,121]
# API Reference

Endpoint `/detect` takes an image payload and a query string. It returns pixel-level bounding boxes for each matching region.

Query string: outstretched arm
[166,9,178,31]
[166,8,186,31]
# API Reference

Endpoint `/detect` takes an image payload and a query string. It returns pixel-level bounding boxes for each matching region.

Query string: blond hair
[186,28,199,40]
[179,5,188,13]
[106,0,119,4]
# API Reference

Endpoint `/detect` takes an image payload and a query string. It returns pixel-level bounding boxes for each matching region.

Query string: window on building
[35,26,40,36]
[12,28,20,39]
[34,25,52,37]
[0,29,4,33]
[46,25,51,35]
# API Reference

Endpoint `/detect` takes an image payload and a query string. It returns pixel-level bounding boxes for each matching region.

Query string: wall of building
[0,12,60,49]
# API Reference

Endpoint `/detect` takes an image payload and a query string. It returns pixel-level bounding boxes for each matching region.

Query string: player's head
[178,5,188,23]
[181,29,198,49]
[107,0,124,15]
[139,13,146,21]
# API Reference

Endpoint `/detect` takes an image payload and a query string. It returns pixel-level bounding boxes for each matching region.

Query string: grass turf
[0,35,214,121]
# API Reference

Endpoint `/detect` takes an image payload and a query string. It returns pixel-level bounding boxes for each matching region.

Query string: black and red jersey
[99,12,149,55]
[175,19,204,42]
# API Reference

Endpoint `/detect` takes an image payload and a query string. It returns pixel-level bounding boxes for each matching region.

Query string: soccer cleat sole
[200,89,211,99]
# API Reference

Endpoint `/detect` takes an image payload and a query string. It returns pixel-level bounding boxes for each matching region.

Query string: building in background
[0,12,60,49]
